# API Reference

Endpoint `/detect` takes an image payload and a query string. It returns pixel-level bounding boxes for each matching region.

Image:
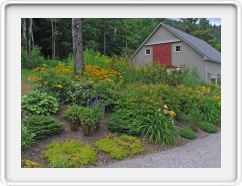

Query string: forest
[21,18,221,60]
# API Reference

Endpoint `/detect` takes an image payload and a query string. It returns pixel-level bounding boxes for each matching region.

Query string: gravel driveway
[105,133,221,168]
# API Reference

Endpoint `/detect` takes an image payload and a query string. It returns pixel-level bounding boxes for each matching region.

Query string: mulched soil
[21,105,216,168]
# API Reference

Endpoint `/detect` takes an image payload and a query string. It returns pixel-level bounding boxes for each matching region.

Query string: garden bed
[21,105,213,168]
[21,52,221,168]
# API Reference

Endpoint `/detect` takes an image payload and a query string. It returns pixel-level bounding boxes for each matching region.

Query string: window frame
[175,44,181,53]
[145,47,151,55]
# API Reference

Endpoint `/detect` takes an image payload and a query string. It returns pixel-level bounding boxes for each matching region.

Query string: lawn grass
[21,69,34,96]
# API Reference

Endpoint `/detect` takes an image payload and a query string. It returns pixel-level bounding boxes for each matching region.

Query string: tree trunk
[22,18,27,52]
[51,19,56,60]
[125,28,128,53]
[28,18,33,53]
[72,18,85,76]
[103,30,106,55]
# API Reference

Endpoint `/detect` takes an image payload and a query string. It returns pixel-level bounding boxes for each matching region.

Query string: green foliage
[199,97,221,125]
[21,160,41,168]
[64,105,83,121]
[79,105,103,129]
[24,115,63,139]
[198,121,218,133]
[65,80,96,106]
[96,134,144,160]
[94,80,121,111]
[21,125,35,149]
[158,84,202,117]
[24,18,220,59]
[107,84,166,136]
[44,140,97,168]
[179,127,197,139]
[21,46,45,69]
[21,90,59,116]
[137,111,176,145]
[179,108,203,125]
[135,64,168,84]
[107,109,140,135]
[180,67,201,87]
[107,83,179,146]
[36,67,74,104]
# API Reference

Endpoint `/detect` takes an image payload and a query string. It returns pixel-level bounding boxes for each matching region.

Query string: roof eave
[204,58,221,63]
[130,23,162,60]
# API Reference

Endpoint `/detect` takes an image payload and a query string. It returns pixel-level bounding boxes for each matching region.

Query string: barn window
[175,45,181,52]
[145,48,151,55]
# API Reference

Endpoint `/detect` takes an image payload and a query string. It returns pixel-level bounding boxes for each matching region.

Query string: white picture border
[0,1,241,185]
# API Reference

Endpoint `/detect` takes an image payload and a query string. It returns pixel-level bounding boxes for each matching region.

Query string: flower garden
[21,50,221,168]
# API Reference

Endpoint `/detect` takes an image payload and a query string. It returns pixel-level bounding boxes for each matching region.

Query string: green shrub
[199,97,221,125]
[158,84,202,118]
[64,105,82,121]
[79,107,97,127]
[44,140,97,168]
[79,105,103,136]
[198,121,218,133]
[21,46,45,69]
[21,90,59,116]
[94,80,121,111]
[179,127,197,139]
[96,134,144,160]
[137,111,176,145]
[179,107,203,125]
[21,125,35,149]
[24,115,63,139]
[21,160,41,168]
[135,64,168,84]
[64,104,83,131]
[65,80,96,106]
[107,109,140,135]
[35,67,74,104]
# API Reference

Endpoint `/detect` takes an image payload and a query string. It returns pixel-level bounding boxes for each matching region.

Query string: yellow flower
[54,84,63,89]
[169,111,176,117]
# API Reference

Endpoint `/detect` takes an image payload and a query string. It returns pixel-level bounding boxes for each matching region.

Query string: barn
[131,22,221,83]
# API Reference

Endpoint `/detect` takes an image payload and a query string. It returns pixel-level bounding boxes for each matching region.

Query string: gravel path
[105,133,221,168]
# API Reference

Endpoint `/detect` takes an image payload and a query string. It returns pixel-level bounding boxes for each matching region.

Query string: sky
[170,18,221,26]
[207,18,221,26]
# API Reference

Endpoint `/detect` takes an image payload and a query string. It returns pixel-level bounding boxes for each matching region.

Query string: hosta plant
[21,90,59,116]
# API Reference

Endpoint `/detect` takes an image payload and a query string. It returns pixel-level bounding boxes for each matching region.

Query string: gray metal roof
[161,22,221,62]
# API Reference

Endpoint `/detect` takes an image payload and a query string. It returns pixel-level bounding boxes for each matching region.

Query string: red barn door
[153,43,172,66]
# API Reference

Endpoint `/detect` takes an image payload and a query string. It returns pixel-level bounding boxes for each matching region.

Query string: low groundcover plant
[44,140,97,168]
[96,134,144,160]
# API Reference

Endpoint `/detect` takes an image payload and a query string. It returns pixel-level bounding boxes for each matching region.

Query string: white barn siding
[205,61,221,81]
[132,26,179,65]
[171,41,206,79]
[132,46,152,66]
[146,26,180,45]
